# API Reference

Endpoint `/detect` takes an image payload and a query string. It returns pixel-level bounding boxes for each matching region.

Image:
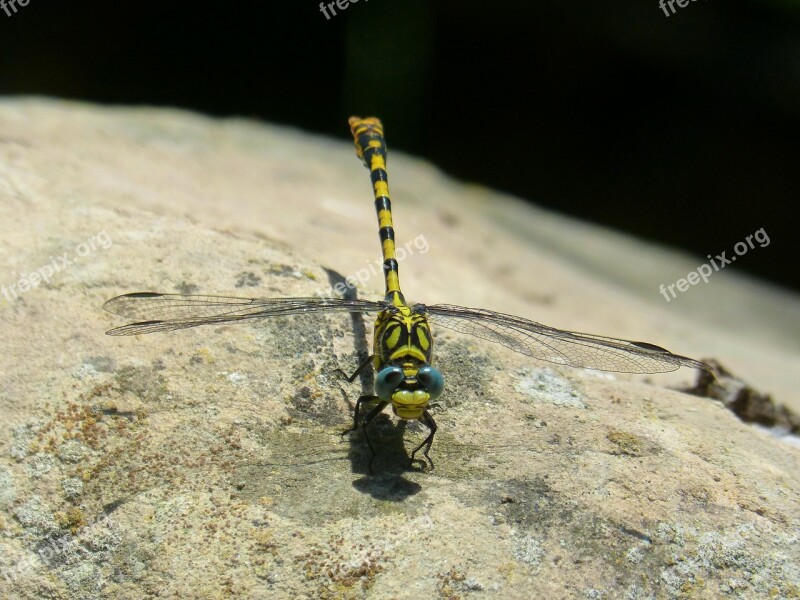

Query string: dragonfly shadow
[324,268,373,394]
[351,471,422,500]
[348,418,424,500]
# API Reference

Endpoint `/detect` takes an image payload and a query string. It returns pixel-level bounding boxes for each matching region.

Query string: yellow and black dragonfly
[104,117,708,471]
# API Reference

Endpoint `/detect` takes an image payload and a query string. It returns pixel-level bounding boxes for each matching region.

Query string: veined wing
[103,293,386,336]
[424,304,709,374]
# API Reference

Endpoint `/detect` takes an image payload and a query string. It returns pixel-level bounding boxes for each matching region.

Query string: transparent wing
[424,304,708,374]
[103,293,386,336]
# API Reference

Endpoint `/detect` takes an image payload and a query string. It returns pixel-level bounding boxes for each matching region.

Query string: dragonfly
[104,116,709,471]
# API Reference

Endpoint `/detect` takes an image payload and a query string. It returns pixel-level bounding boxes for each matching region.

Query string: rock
[0,98,797,599]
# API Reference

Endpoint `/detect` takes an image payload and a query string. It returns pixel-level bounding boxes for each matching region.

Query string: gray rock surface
[0,98,798,599]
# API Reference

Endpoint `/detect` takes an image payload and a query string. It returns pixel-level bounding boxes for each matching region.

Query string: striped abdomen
[349,116,404,307]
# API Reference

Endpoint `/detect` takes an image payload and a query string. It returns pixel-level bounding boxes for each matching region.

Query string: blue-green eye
[375,366,405,400]
[417,365,444,399]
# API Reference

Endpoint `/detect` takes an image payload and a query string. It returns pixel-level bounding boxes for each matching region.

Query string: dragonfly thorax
[374,304,433,364]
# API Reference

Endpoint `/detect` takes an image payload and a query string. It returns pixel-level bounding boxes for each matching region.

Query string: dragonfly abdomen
[349,116,404,306]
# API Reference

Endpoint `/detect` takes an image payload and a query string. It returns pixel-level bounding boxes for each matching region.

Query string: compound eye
[417,365,444,399]
[375,366,405,400]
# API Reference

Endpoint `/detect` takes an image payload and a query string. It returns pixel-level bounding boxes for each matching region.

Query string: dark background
[2,0,798,291]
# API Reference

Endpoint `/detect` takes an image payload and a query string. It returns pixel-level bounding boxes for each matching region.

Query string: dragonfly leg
[334,354,374,383]
[358,399,388,473]
[409,410,438,471]
[341,394,380,437]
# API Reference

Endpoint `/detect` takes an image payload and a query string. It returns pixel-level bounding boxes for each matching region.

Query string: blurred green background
[1,0,798,291]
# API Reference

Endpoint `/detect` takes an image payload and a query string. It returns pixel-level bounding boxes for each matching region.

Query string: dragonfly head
[375,364,444,419]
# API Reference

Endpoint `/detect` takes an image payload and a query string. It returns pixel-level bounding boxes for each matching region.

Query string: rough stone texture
[0,98,798,599]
